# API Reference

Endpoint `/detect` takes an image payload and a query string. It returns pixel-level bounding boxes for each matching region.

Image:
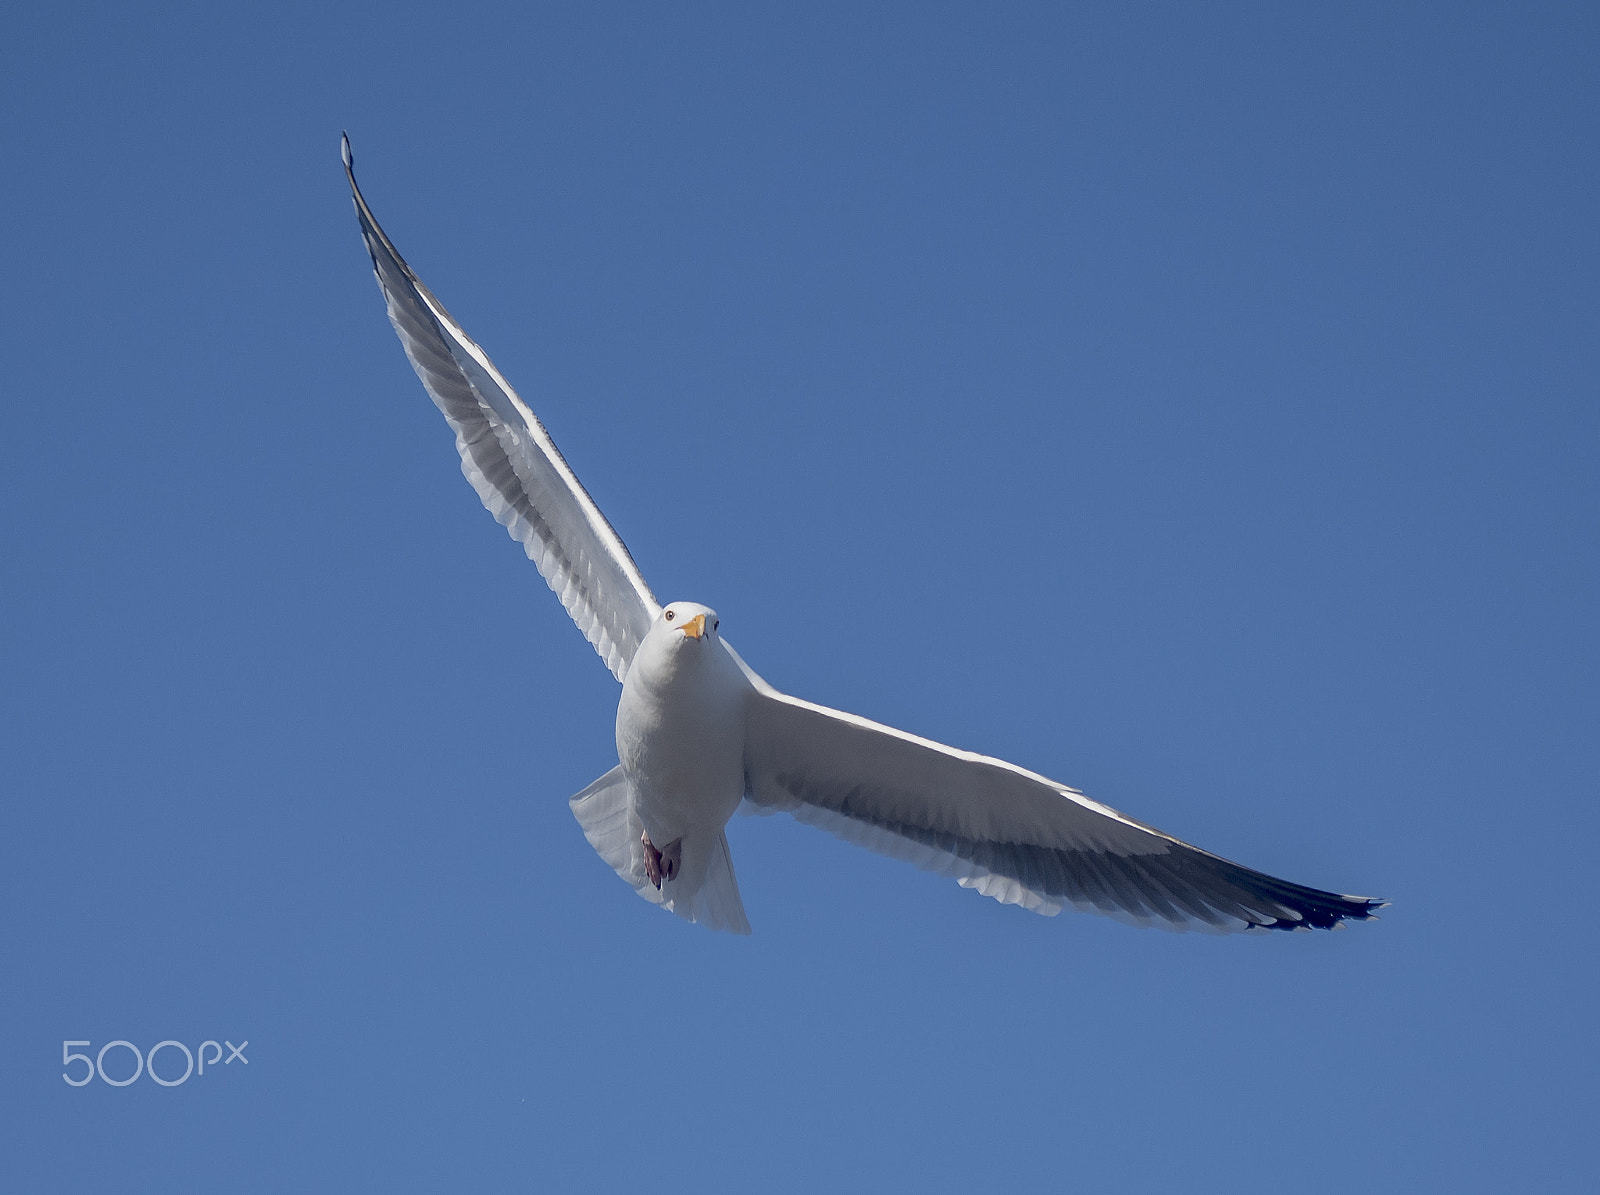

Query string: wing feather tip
[1243,893,1387,933]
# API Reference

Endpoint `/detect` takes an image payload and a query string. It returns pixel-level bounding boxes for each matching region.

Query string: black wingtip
[1292,893,1388,931]
[1233,885,1387,932]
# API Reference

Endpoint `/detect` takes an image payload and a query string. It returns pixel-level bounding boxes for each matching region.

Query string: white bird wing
[343,136,659,680]
[728,646,1381,932]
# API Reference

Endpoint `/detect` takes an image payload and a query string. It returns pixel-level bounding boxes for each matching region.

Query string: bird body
[343,135,1384,937]
[618,604,749,903]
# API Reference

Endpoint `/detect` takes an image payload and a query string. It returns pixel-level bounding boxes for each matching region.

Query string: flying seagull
[342,135,1383,936]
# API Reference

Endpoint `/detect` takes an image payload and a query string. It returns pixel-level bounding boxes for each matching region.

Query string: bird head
[661,602,719,643]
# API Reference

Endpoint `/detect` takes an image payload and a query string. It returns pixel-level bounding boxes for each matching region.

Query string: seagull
[342,135,1383,936]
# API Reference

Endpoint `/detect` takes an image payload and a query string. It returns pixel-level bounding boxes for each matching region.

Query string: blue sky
[3,3,1596,1190]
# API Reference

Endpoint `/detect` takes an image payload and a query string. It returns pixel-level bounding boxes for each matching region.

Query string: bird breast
[616,636,750,839]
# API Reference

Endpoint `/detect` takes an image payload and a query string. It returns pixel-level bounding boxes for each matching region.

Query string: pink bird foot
[640,830,682,889]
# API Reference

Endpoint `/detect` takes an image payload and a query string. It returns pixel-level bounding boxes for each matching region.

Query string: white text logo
[62,1039,249,1087]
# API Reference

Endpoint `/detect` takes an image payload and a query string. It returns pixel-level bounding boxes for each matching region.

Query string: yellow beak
[679,613,707,640]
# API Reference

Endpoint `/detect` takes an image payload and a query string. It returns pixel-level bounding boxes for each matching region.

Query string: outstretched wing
[729,647,1382,932]
[343,136,659,680]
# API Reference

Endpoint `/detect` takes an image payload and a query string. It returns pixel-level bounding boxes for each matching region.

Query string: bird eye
[664,610,675,621]
[712,619,719,631]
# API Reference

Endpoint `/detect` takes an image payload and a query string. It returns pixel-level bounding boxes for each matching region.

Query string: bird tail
[568,767,751,935]
[686,831,752,935]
